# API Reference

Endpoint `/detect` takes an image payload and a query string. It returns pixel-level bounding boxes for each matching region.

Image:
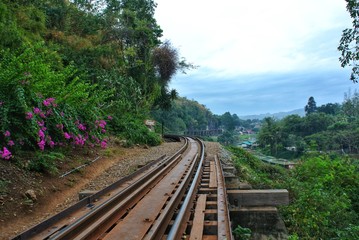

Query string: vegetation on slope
[252,94,359,238]
[151,97,219,134]
[228,146,359,239]
[0,0,193,171]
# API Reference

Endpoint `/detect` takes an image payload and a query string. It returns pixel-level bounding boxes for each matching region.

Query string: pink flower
[100,140,107,149]
[33,107,41,114]
[49,141,55,148]
[108,116,113,120]
[91,136,100,143]
[4,131,10,137]
[38,129,45,139]
[8,140,15,146]
[43,100,50,107]
[99,120,107,129]
[1,147,12,160]
[92,136,100,143]
[56,124,63,129]
[26,112,33,119]
[77,124,86,131]
[43,98,55,107]
[64,132,71,139]
[74,135,85,146]
[37,121,45,127]
[101,129,106,133]
[46,109,53,116]
[40,113,46,118]
[38,140,45,151]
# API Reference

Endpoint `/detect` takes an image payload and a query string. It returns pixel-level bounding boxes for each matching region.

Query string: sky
[154,0,356,116]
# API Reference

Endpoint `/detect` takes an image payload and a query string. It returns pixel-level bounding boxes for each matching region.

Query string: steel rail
[13,137,234,240]
[166,138,205,240]
[49,140,189,240]
[105,137,202,240]
[214,155,233,239]
[13,137,188,240]
[141,152,199,239]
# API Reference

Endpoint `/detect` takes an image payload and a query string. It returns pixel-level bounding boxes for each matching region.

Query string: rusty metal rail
[167,139,205,239]
[169,149,233,239]
[13,137,233,240]
[13,138,188,240]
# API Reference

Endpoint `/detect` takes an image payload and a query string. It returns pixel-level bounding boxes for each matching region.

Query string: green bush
[233,225,251,240]
[0,44,110,160]
[335,224,359,240]
[227,147,359,239]
[112,115,161,146]
[28,151,64,175]
[228,146,287,189]
[281,154,359,239]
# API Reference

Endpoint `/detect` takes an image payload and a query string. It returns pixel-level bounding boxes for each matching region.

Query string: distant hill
[240,108,305,120]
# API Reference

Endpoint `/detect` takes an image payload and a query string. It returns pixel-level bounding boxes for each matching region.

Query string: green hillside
[0,0,196,166]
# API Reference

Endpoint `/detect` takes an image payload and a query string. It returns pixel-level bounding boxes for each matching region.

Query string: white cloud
[155,0,351,76]
[154,0,355,115]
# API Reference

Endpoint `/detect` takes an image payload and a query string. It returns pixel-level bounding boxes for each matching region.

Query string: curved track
[14,137,232,240]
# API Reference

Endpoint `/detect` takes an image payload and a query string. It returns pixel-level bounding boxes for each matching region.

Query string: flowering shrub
[0,93,111,161]
[24,97,110,151]
[0,45,111,161]
[1,130,14,160]
[0,147,12,160]
[0,43,161,166]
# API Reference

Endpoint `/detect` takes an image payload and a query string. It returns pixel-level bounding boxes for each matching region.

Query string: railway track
[13,137,233,240]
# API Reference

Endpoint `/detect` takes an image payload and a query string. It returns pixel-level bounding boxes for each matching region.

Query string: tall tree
[342,89,359,121]
[151,97,214,133]
[221,112,236,131]
[317,103,341,115]
[281,114,304,136]
[304,112,334,135]
[152,41,181,110]
[305,96,317,115]
[338,0,359,82]
[257,117,281,155]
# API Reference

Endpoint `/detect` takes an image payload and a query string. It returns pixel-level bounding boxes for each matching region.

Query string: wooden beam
[227,189,289,206]
[230,206,278,213]
[209,160,217,188]
[190,194,207,240]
